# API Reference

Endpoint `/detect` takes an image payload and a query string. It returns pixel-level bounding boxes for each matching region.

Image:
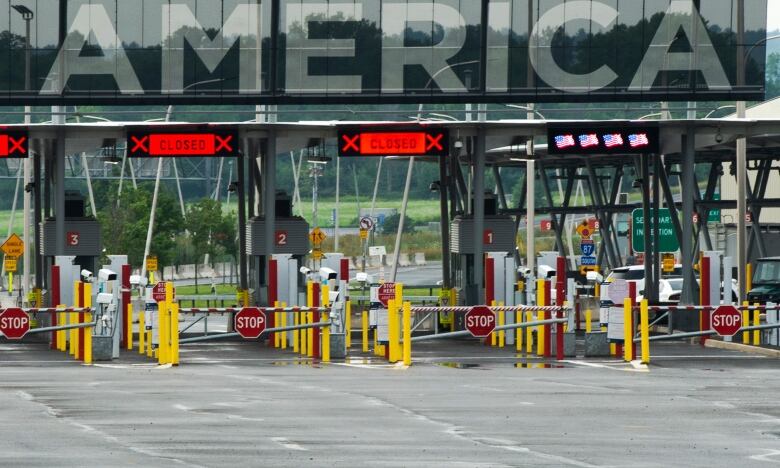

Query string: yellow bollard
[490,300,498,346]
[742,301,750,344]
[83,310,93,365]
[126,303,133,350]
[158,292,168,365]
[536,279,545,356]
[403,301,412,366]
[306,282,314,358]
[498,302,505,348]
[640,299,650,365]
[171,303,180,365]
[516,308,523,352]
[449,289,456,332]
[624,298,633,362]
[321,311,330,363]
[594,282,600,297]
[362,310,369,353]
[373,328,379,356]
[746,263,753,292]
[525,311,533,354]
[139,311,145,354]
[753,304,760,346]
[273,301,281,348]
[71,282,80,357]
[57,307,67,352]
[388,299,399,362]
[585,309,592,333]
[147,326,153,358]
[345,300,352,349]
[280,302,288,350]
[293,308,300,353]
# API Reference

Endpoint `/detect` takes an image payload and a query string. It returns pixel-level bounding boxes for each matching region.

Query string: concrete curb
[704,339,780,358]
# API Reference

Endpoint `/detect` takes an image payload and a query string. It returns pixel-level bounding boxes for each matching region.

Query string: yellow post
[640,299,650,365]
[280,302,288,350]
[594,282,600,297]
[516,307,523,352]
[525,310,533,354]
[70,282,80,357]
[293,307,300,353]
[126,302,133,350]
[585,309,592,333]
[273,301,281,348]
[498,302,505,348]
[742,301,750,344]
[536,279,545,356]
[57,307,67,352]
[321,310,331,362]
[138,310,145,354]
[167,282,178,365]
[373,328,379,356]
[490,300,498,346]
[362,310,369,353]
[8,272,12,292]
[83,283,93,364]
[449,289,456,332]
[345,300,352,348]
[746,263,753,292]
[83,310,92,365]
[388,299,398,362]
[753,304,760,346]
[403,301,412,366]
[623,298,633,362]
[306,282,314,357]
[158,288,168,365]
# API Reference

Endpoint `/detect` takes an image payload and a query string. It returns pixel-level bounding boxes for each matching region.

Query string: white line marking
[750,449,780,462]
[270,437,308,451]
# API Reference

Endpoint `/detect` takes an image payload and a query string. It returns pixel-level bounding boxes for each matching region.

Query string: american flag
[628,133,650,148]
[578,133,599,148]
[602,133,624,148]
[554,134,576,149]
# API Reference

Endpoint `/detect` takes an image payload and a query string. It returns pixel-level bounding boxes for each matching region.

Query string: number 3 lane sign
[67,232,80,246]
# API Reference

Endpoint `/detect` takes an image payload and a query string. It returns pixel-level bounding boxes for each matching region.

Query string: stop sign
[234,307,267,339]
[378,283,396,307]
[464,306,496,337]
[711,305,742,337]
[0,308,30,340]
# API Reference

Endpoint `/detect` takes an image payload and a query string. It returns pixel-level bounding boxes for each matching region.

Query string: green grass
[175,284,238,296]
[0,210,25,239]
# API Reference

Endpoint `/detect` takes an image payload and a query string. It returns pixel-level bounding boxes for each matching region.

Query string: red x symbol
[215,135,233,152]
[8,136,25,155]
[130,135,149,153]
[342,134,359,152]
[426,133,444,151]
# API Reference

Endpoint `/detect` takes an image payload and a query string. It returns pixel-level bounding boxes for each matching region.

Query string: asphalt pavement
[1,336,779,467]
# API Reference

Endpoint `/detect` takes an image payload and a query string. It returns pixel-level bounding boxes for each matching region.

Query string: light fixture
[100,138,121,164]
[715,128,724,143]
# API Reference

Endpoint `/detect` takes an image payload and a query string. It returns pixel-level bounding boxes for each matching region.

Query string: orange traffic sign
[309,228,327,245]
[1,234,23,257]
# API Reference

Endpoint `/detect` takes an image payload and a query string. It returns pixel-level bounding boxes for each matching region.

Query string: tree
[186,199,237,263]
[97,184,184,268]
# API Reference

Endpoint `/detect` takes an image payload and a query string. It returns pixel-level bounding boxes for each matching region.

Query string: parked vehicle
[747,257,780,303]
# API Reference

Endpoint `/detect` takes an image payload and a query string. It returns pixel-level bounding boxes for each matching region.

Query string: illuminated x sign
[127,127,238,157]
[0,130,28,158]
[547,125,659,155]
[338,129,449,157]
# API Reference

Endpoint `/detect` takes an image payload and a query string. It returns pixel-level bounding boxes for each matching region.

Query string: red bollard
[484,257,495,345]
[628,282,637,358]
[700,256,711,346]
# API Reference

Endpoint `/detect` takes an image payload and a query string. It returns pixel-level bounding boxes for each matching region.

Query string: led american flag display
[554,134,576,149]
[578,134,599,147]
[628,133,650,148]
[602,133,623,148]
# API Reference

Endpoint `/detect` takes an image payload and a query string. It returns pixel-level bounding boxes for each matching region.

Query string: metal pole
[237,150,248,292]
[736,0,747,301]
[172,159,186,219]
[335,154,340,251]
[640,153,651,303]
[390,157,415,282]
[140,157,163,283]
[80,153,97,217]
[55,129,65,257]
[21,15,31,299]
[680,128,696,304]
[473,128,486,305]
[263,133,276,291]
[439,154,451,289]
[33,143,42,288]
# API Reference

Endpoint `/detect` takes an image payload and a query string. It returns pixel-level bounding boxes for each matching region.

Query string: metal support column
[652,154,661,304]
[237,144,248,292]
[473,129,486,305]
[55,131,65,256]
[33,140,42,288]
[538,161,566,256]
[263,132,277,292]
[439,152,451,289]
[680,129,696,304]
[641,153,652,303]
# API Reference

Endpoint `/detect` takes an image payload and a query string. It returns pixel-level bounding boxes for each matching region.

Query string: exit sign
[632,208,679,253]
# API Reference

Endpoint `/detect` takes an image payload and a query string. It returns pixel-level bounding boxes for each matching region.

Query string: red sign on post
[464,306,496,337]
[378,283,396,307]
[234,307,267,339]
[711,305,742,336]
[66,232,80,246]
[275,230,288,246]
[152,283,167,302]
[483,229,494,245]
[0,308,30,339]
[540,220,552,232]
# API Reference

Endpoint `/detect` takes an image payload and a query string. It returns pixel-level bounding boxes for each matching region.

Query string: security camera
[319,267,337,281]
[715,129,724,143]
[80,269,93,281]
[299,266,312,275]
[98,269,117,282]
[518,267,532,276]
[454,139,463,149]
